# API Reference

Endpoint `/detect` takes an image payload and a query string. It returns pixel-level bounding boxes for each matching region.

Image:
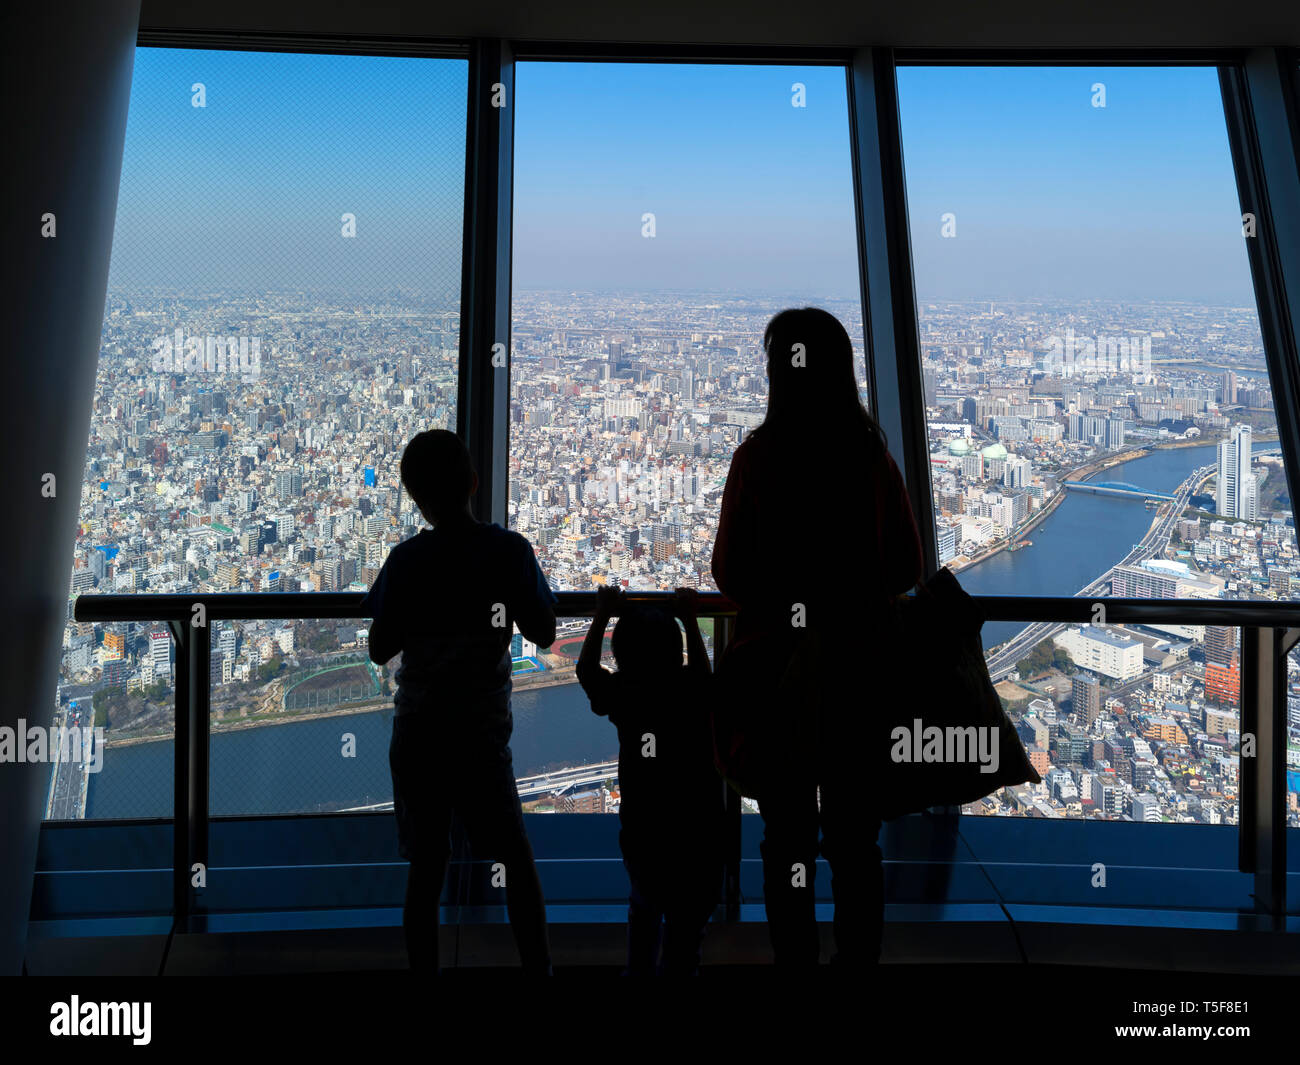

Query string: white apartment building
[1053,625,1144,680]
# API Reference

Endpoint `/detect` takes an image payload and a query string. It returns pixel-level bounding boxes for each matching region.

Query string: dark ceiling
[139,0,1300,50]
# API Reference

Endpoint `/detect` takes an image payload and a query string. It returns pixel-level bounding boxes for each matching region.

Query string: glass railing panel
[208,616,392,816]
[47,621,175,820]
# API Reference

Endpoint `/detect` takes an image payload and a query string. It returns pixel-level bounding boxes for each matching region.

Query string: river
[84,677,613,818]
[959,442,1226,650]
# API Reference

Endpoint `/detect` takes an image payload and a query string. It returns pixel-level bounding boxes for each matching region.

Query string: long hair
[752,307,887,456]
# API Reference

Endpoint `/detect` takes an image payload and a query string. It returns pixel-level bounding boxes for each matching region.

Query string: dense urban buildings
[52,287,1300,829]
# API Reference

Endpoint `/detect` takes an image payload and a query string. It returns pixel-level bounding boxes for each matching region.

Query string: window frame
[58,33,1300,927]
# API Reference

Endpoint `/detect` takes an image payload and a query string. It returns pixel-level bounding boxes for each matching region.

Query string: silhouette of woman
[711,307,923,968]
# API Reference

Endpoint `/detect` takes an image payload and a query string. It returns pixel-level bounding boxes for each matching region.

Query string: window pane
[508,60,863,795]
[57,46,468,820]
[895,65,1285,827]
[896,65,1300,651]
[510,61,864,596]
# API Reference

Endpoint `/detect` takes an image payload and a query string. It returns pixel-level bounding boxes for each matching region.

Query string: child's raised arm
[577,584,621,676]
[576,584,623,716]
[674,588,711,675]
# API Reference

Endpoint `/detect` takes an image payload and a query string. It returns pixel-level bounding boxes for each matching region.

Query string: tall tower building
[1204,625,1237,667]
[1106,417,1126,450]
[1073,674,1102,727]
[1204,624,1240,706]
[149,629,171,677]
[1221,370,1238,405]
[1216,424,1256,519]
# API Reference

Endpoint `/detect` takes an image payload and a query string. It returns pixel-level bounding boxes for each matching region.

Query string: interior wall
[1,0,142,975]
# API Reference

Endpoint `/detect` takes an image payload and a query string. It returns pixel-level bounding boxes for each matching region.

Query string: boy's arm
[674,587,711,675]
[513,534,558,649]
[362,554,402,665]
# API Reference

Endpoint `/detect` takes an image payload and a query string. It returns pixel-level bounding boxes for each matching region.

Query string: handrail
[74,590,1300,627]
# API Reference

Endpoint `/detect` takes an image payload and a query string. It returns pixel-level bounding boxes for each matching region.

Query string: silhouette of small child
[576,585,725,975]
[364,429,556,975]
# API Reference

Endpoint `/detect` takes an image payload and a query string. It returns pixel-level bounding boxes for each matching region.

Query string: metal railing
[72,590,1300,927]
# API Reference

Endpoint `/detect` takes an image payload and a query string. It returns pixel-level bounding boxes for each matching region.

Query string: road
[45,697,94,819]
[514,760,620,797]
[338,758,623,813]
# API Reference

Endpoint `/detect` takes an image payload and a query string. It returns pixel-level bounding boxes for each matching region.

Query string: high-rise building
[1002,455,1031,489]
[1221,370,1238,404]
[276,469,303,501]
[1096,778,1124,816]
[102,625,126,660]
[570,788,605,814]
[936,523,957,564]
[1216,424,1256,519]
[148,629,170,676]
[1111,561,1179,598]
[1204,625,1237,666]
[1073,674,1102,726]
[217,624,237,661]
[1106,417,1126,450]
[1204,624,1240,706]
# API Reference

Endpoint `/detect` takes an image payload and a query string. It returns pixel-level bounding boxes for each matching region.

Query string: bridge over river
[1062,480,1175,501]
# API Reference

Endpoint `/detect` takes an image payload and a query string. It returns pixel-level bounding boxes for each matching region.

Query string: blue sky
[108,50,1256,306]
[108,49,468,298]
[897,65,1255,304]
[511,62,859,298]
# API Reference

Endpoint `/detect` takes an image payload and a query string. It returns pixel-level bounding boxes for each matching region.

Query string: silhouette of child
[365,429,555,975]
[576,585,724,975]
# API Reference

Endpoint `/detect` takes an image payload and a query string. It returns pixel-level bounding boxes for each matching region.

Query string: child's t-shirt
[575,661,724,846]
[363,520,556,733]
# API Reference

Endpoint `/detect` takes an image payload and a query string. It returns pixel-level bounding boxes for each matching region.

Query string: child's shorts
[388,711,528,863]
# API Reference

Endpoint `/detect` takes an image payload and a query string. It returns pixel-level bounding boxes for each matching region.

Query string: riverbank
[513,666,580,692]
[952,484,1067,573]
[951,444,1149,572]
[949,436,1242,575]
[104,699,392,748]
[104,671,583,749]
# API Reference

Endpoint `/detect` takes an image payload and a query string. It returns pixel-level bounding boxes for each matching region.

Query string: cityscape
[50,287,1300,828]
